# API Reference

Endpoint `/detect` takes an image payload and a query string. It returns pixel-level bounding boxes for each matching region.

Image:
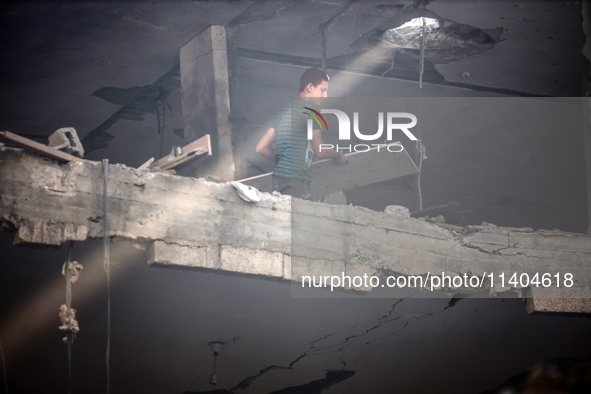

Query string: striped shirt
[272,98,317,181]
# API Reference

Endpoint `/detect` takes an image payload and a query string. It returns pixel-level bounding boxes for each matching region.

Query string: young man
[256,68,347,199]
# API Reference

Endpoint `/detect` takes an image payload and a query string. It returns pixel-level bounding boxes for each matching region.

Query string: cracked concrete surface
[1,149,589,305]
[187,297,453,393]
[227,298,415,392]
[4,234,588,393]
[211,295,550,393]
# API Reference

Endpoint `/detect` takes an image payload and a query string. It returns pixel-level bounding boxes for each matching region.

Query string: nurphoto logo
[305,108,418,153]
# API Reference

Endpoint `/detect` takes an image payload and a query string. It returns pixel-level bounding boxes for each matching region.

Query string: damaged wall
[1,149,590,311]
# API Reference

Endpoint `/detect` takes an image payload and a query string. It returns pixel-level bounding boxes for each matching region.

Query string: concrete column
[180,25,235,180]
[585,99,591,234]
[581,4,591,233]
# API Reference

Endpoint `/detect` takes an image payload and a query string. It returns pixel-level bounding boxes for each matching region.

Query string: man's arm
[311,128,348,164]
[256,127,276,160]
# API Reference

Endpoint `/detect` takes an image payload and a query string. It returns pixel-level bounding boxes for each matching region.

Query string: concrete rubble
[1,149,590,313]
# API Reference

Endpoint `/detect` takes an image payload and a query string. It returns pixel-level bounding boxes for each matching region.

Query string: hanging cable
[419,18,427,89]
[417,18,427,210]
[58,241,80,394]
[65,241,74,394]
[381,55,395,78]
[158,101,166,158]
[155,85,167,158]
[102,159,111,394]
[156,102,164,158]
[416,139,424,211]
[161,97,178,136]
[0,337,8,394]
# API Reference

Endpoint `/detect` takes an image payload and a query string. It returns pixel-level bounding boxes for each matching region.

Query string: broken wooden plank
[0,131,78,162]
[149,134,212,171]
[240,142,419,199]
[238,171,273,192]
[238,172,272,183]
[137,157,154,170]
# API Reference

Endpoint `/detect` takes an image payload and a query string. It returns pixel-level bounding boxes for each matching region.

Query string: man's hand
[334,151,348,165]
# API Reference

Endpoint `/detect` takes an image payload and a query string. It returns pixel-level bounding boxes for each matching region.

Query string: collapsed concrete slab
[1,149,590,312]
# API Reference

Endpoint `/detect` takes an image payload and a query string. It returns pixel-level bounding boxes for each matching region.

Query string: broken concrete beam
[0,149,292,249]
[148,240,220,270]
[180,25,234,180]
[220,246,284,278]
[525,295,591,314]
[1,150,590,307]
[15,219,88,245]
[525,280,591,313]
[148,241,285,279]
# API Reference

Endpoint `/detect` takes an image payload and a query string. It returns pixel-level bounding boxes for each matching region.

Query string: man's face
[308,80,329,104]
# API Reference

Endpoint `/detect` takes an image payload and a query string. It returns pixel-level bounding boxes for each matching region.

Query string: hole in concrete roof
[382,16,446,49]
[349,14,501,65]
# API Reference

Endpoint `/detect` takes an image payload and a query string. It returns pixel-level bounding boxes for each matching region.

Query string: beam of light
[0,240,143,364]
[242,45,398,161]
[328,46,398,98]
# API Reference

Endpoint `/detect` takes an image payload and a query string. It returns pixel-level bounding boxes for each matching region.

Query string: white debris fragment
[230,181,261,203]
[384,205,410,218]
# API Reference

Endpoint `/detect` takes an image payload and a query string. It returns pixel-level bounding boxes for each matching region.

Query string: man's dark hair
[299,68,329,92]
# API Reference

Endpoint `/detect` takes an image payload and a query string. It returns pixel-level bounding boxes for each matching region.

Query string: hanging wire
[416,19,427,210]
[419,18,427,89]
[416,139,424,211]
[161,97,178,136]
[0,337,8,394]
[102,159,111,394]
[381,55,395,78]
[156,101,166,159]
[65,241,75,394]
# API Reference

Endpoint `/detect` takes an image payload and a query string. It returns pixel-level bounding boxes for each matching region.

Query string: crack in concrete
[229,299,405,391]
[182,48,214,63]
[230,353,307,391]
[461,241,546,260]
[461,241,517,256]
[350,296,503,364]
